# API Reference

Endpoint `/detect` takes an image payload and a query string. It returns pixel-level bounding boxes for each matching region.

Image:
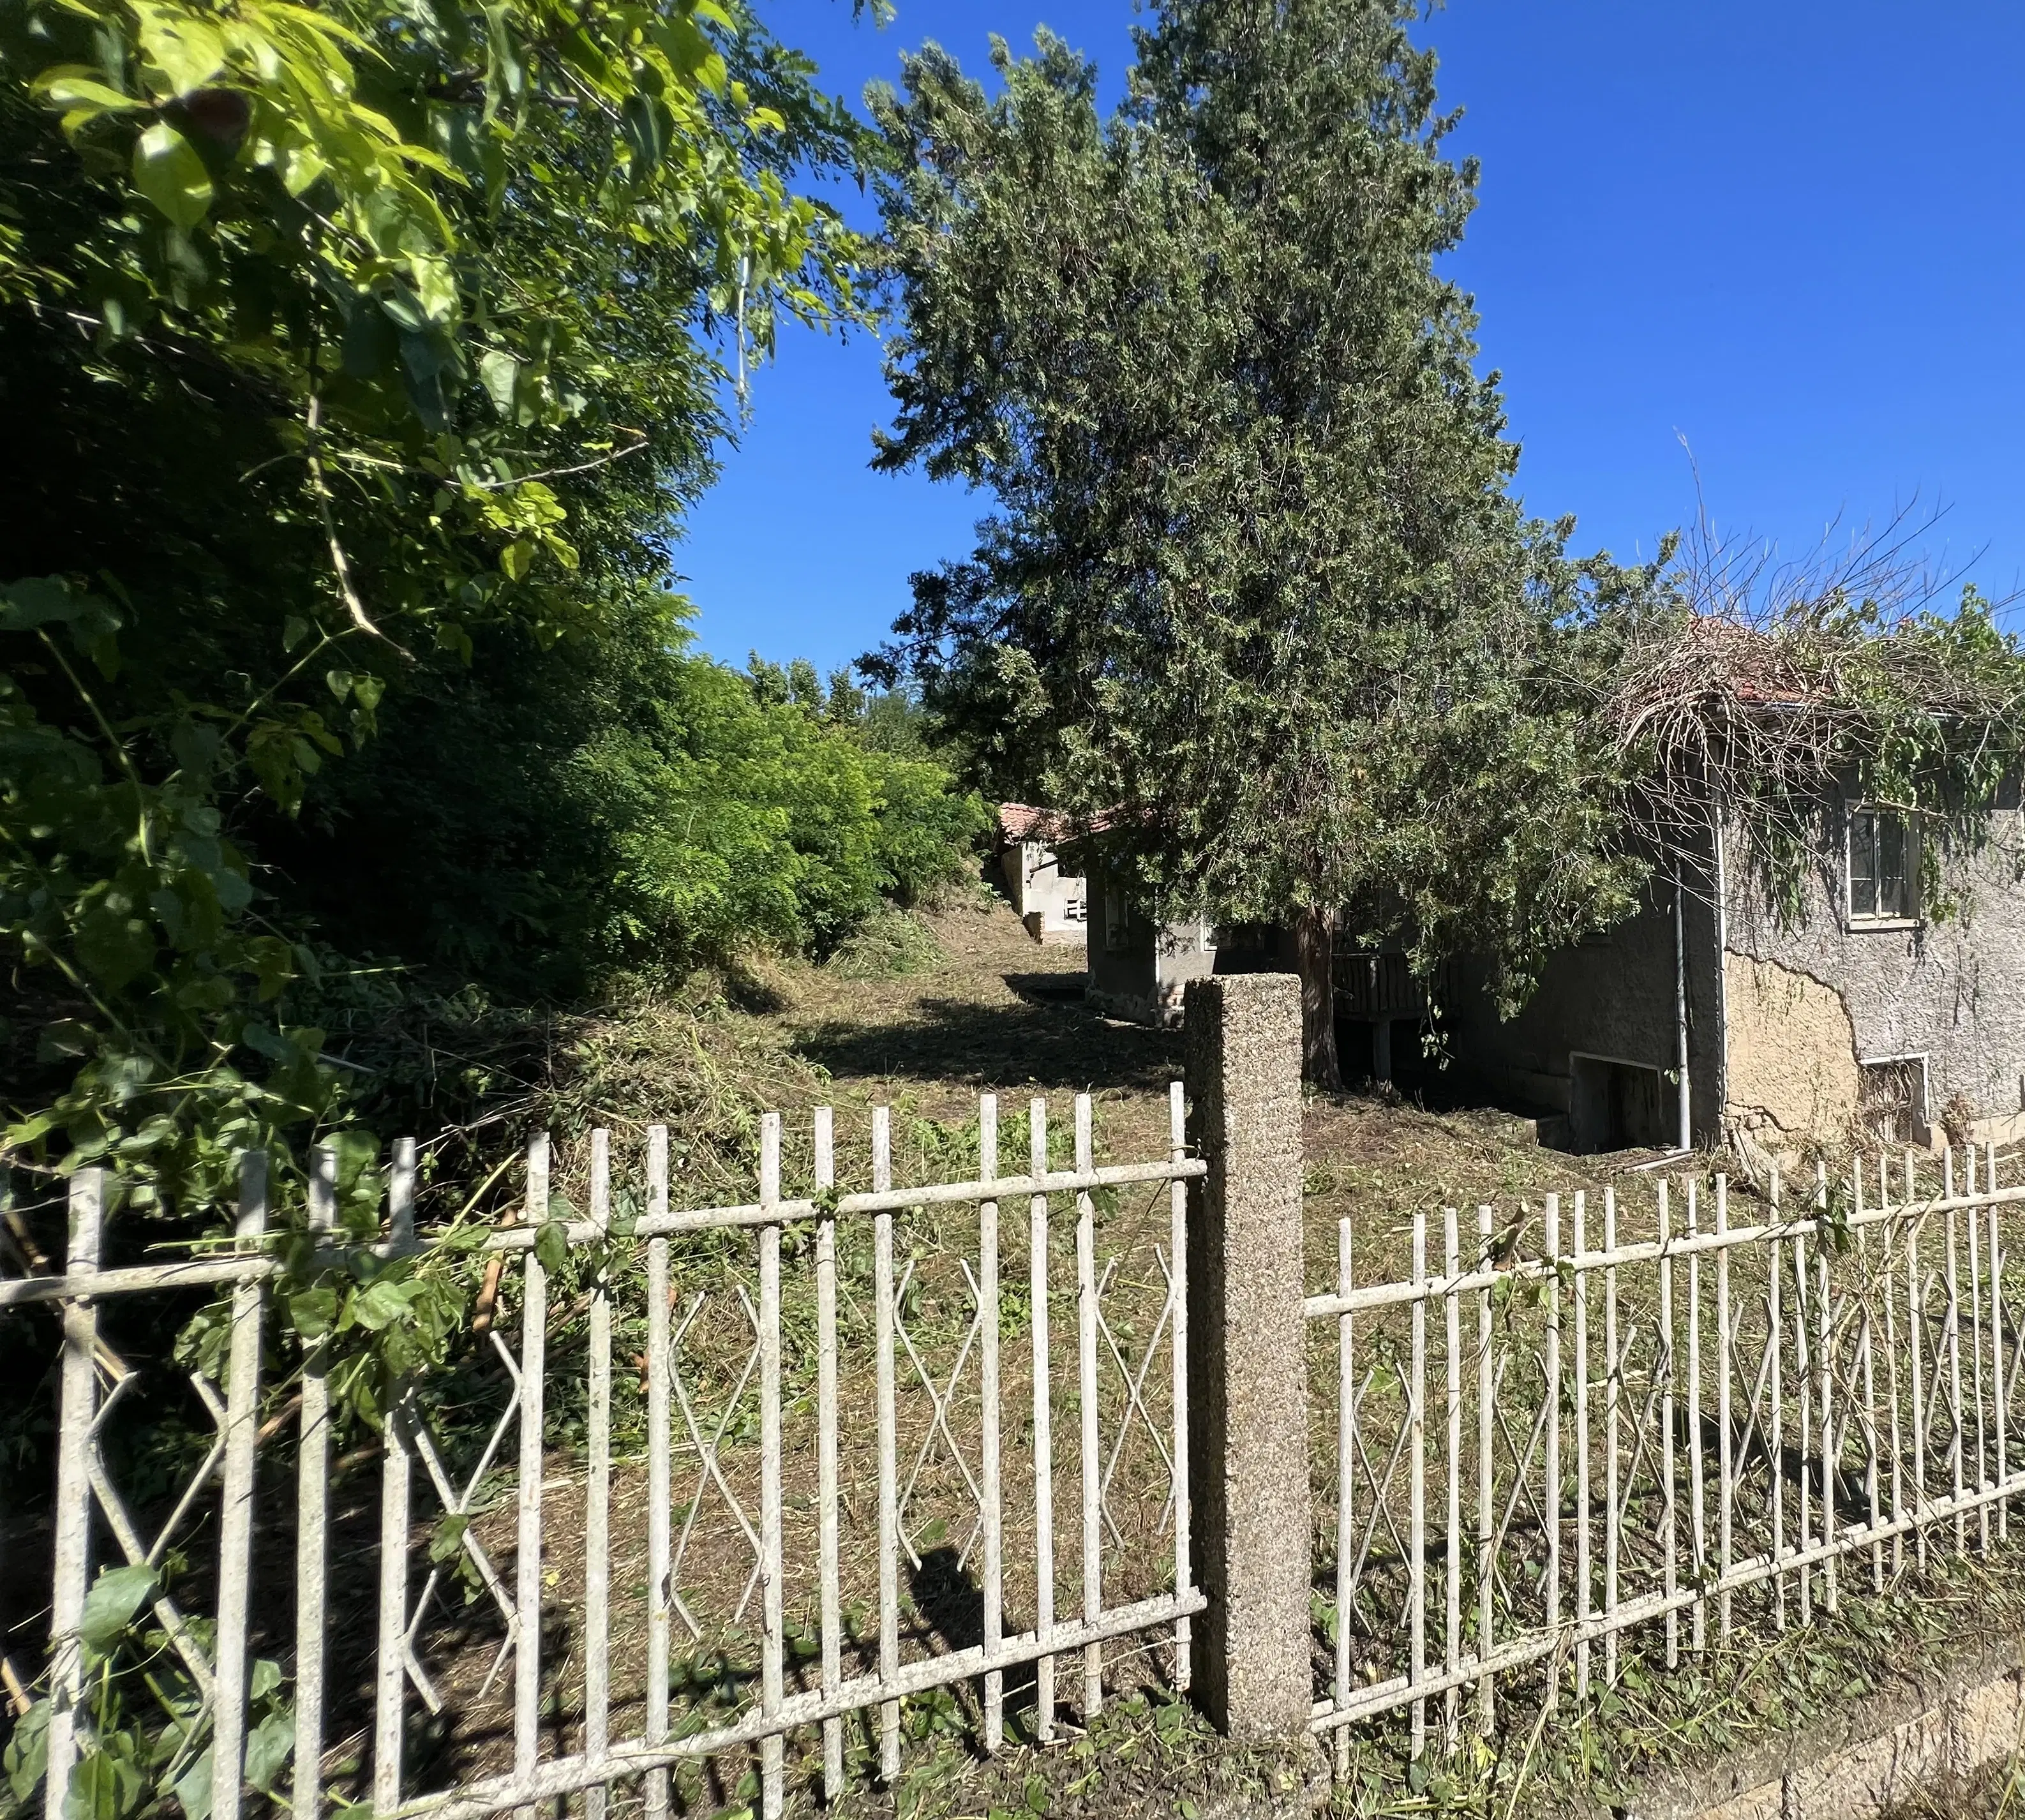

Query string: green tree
[866,1,1651,1084]
[0,0,877,1194]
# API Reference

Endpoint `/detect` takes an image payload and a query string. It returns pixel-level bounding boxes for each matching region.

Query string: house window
[1062,891,1087,925]
[1859,1056,1928,1147]
[1848,807,1915,923]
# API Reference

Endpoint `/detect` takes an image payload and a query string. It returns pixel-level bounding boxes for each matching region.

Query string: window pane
[1850,811,1879,917]
[1879,815,1909,918]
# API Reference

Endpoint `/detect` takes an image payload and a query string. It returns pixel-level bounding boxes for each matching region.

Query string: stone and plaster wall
[1086,879,1219,1025]
[1438,860,1726,1145]
[999,839,1087,944]
[1595,1631,2025,1820]
[1722,797,2025,1150]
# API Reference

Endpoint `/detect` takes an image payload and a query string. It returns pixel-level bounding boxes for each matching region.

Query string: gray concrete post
[1183,973,1313,1740]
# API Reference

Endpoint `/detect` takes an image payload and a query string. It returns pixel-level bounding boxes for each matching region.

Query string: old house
[1443,621,2025,1158]
[996,803,1088,944]
[1441,797,2025,1157]
[1082,877,1223,1024]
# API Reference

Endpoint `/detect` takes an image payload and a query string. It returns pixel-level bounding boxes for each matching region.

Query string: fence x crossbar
[13,1088,1202,1820]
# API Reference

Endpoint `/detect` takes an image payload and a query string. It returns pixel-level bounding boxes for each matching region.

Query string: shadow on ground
[791,985,1183,1094]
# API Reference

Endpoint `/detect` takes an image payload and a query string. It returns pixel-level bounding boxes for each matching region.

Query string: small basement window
[1859,1055,1929,1147]
[1848,807,1916,923]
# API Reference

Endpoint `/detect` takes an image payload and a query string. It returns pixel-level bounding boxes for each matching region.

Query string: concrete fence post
[1183,972,1313,1740]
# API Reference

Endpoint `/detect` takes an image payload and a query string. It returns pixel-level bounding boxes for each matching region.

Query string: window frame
[1845,804,1920,929]
[1857,1052,1931,1147]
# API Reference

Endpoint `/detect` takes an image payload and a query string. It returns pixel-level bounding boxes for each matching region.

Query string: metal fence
[1306,1142,2025,1768]
[17,957,2025,1820]
[4,1089,1201,1820]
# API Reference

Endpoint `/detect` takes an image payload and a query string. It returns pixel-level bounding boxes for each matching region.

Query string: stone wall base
[1594,1634,2025,1819]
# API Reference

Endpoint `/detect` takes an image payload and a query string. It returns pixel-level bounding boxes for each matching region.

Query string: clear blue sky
[679,1,2025,676]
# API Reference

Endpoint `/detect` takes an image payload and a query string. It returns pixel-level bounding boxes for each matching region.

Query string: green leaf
[532,1219,567,1274]
[351,1278,420,1331]
[78,1563,158,1652]
[243,1712,292,1793]
[35,68,146,119]
[171,1746,212,1820]
[132,4,227,96]
[131,122,213,230]
[288,1285,338,1338]
[4,1701,50,1810]
[66,1745,142,1820]
[479,348,521,416]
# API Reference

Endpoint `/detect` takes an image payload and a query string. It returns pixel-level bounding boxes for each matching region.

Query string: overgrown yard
[22,892,2018,1820]
[318,894,1686,1816]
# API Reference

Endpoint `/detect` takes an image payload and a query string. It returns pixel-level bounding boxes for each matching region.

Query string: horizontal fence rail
[1309,1142,2024,1769]
[6,1089,1199,1820]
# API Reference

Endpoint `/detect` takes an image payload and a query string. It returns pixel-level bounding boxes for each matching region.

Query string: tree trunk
[1292,905,1341,1091]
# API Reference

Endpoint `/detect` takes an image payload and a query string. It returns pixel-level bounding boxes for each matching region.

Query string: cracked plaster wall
[1722,796,2025,1146]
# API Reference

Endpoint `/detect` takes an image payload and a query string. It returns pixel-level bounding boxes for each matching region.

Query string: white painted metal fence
[4,1089,1201,1820]
[1308,1144,2025,1768]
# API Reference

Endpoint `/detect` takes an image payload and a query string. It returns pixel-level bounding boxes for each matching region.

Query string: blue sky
[678,1,2025,676]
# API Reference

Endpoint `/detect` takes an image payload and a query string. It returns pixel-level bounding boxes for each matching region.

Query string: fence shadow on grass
[792,991,1183,1096]
[906,1546,1044,1742]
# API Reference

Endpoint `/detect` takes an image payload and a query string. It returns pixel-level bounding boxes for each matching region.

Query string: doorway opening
[1569,1053,1673,1152]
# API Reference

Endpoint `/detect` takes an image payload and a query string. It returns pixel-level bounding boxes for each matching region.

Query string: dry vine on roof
[1607,504,2025,927]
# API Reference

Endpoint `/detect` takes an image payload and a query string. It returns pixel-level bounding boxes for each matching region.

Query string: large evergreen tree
[868,0,1650,1083]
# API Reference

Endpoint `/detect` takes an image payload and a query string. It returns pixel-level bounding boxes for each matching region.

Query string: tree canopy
[0,0,984,1205]
[866,0,1655,1082]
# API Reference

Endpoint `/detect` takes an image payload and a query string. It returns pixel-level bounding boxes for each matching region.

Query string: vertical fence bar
[1075,1094,1103,1718]
[1444,1205,1461,1745]
[1968,1158,1991,1556]
[1169,1080,1192,1692]
[645,1124,672,1820]
[1818,1163,1838,1613]
[514,1135,549,1818]
[1573,1191,1592,1698]
[1947,1168,1966,1555]
[1687,1181,1706,1654]
[373,1140,418,1815]
[1603,1187,1620,1687]
[1795,1181,1814,1625]
[294,1149,336,1820]
[1908,1161,1929,1571]
[1334,1216,1355,1779]
[1410,1209,1428,1758]
[212,1155,267,1820]
[813,1108,843,1795]
[874,1107,900,1782]
[1769,1172,1785,1630]
[1859,1210,1883,1593]
[585,1130,613,1820]
[979,1096,1005,1752]
[1029,1099,1057,1744]
[1659,1183,1678,1669]
[45,1174,105,1820]
[1716,1176,1733,1638]
[1476,1203,1494,1735]
[758,1114,784,1820]
[1544,1193,1562,1705]
[1883,1156,1905,1581]
[1992,1148,2008,1545]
